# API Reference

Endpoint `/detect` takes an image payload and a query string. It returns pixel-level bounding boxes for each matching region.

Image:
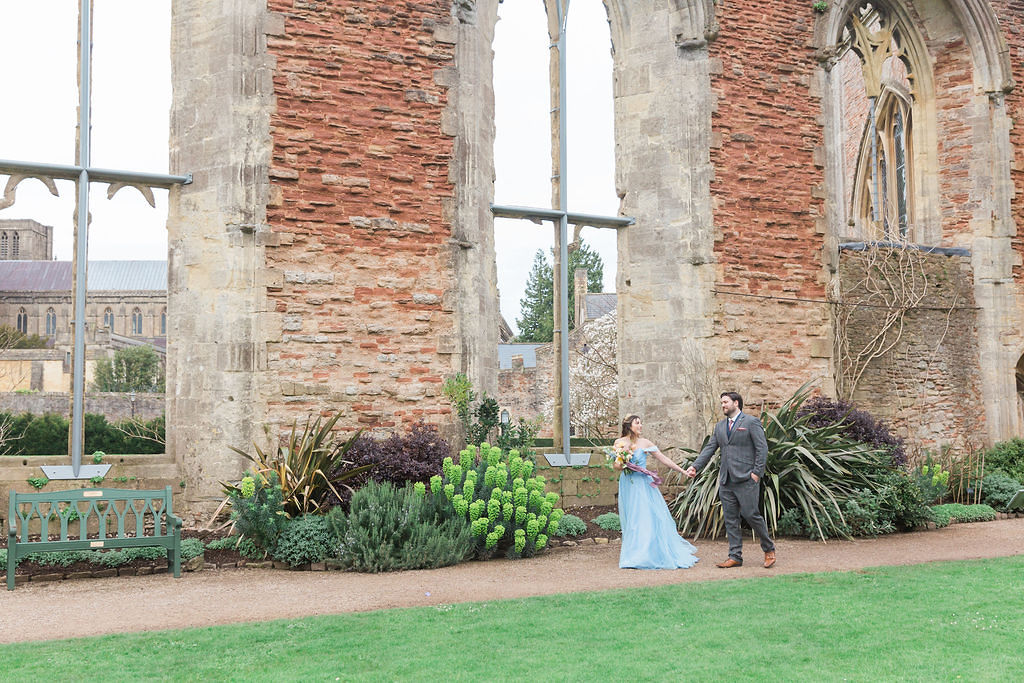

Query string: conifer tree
[514,241,604,342]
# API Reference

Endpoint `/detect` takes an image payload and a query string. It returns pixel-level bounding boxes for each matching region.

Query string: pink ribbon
[624,461,662,487]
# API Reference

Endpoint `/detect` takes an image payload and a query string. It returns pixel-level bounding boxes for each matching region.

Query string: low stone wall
[0,454,182,526]
[537,448,691,509]
[0,392,165,421]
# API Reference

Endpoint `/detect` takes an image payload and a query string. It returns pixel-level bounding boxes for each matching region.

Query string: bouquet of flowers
[606,444,633,470]
[606,444,662,488]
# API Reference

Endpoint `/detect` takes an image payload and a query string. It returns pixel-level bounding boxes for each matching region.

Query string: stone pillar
[613,1,719,447]
[166,0,277,510]
[574,268,588,325]
[446,0,501,398]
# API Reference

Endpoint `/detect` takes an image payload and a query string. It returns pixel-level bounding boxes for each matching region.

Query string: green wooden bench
[7,486,182,590]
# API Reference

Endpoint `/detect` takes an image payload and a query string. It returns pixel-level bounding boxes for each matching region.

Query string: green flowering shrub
[226,470,289,558]
[913,462,950,504]
[273,514,336,567]
[593,512,621,531]
[981,472,1022,511]
[329,480,474,572]
[434,443,563,559]
[555,514,587,538]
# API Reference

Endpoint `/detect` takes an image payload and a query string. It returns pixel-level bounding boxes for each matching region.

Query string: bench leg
[7,547,14,591]
[171,530,181,579]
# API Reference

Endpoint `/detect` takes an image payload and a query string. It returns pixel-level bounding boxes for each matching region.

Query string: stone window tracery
[0,232,7,259]
[131,308,143,335]
[45,307,57,336]
[839,1,923,242]
[16,307,27,334]
[103,307,114,331]
[160,308,166,335]
[11,232,18,259]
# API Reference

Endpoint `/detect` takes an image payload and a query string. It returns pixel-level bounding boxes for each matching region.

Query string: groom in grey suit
[685,392,776,568]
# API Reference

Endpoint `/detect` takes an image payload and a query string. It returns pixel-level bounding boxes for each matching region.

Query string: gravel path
[3,517,1023,644]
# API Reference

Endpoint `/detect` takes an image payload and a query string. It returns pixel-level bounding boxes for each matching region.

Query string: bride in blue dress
[614,415,699,570]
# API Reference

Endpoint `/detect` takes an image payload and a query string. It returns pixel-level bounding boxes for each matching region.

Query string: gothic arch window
[834,1,934,243]
[103,307,114,330]
[16,307,27,334]
[854,86,912,239]
[0,232,7,259]
[160,308,166,335]
[45,307,57,336]
[131,308,143,335]
[11,232,19,259]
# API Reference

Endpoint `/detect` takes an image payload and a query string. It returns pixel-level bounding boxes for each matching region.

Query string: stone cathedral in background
[7,0,1014,511]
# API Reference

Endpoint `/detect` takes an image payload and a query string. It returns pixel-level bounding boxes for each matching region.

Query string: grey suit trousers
[720,473,775,562]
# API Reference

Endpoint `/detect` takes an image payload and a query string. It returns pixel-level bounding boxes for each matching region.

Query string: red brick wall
[264,1,457,430]
[707,6,830,401]
[991,1,1024,280]
[931,37,977,243]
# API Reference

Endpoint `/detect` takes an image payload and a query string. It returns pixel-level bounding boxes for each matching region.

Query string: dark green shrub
[593,512,620,531]
[273,515,336,567]
[984,439,1024,483]
[981,472,1022,510]
[22,550,92,567]
[556,514,587,537]
[776,508,806,537]
[0,411,164,455]
[839,489,895,537]
[875,472,934,531]
[434,443,563,558]
[181,538,205,561]
[328,480,475,573]
[228,471,288,557]
[930,506,952,528]
[930,503,996,523]
[206,534,263,559]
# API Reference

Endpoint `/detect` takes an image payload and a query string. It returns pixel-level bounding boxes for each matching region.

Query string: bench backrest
[9,487,176,543]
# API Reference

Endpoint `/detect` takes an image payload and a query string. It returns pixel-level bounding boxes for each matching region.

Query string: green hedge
[0,412,164,455]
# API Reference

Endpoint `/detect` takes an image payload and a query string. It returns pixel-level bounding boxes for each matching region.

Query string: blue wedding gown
[618,447,699,570]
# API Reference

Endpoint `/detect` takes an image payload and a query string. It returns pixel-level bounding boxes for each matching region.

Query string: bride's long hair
[620,415,641,443]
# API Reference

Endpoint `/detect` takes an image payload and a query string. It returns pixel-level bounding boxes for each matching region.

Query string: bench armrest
[167,512,183,529]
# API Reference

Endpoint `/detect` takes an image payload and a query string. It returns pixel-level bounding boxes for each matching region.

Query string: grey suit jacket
[691,412,768,485]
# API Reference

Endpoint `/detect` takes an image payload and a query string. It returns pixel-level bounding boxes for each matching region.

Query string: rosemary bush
[328,481,475,573]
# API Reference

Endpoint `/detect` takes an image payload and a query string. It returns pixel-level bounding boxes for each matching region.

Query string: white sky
[0,0,617,335]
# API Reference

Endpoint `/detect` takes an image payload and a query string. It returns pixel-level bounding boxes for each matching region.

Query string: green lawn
[3,556,1023,681]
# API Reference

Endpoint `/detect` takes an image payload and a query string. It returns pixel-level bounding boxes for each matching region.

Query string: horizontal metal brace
[491,203,635,229]
[0,159,192,187]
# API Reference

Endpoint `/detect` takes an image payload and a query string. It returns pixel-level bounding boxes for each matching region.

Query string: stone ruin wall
[704,2,832,416]
[263,0,461,434]
[838,248,986,451]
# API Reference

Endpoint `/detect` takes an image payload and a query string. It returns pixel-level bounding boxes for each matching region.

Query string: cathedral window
[1,232,7,259]
[45,307,57,336]
[11,232,19,259]
[160,308,166,335]
[838,1,923,242]
[131,308,143,335]
[16,307,27,334]
[103,307,114,330]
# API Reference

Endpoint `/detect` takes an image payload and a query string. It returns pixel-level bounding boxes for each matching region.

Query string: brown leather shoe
[715,558,742,568]
[764,551,776,568]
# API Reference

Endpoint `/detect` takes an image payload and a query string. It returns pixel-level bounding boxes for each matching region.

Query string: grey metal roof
[585,292,616,320]
[0,261,166,292]
[498,343,544,369]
